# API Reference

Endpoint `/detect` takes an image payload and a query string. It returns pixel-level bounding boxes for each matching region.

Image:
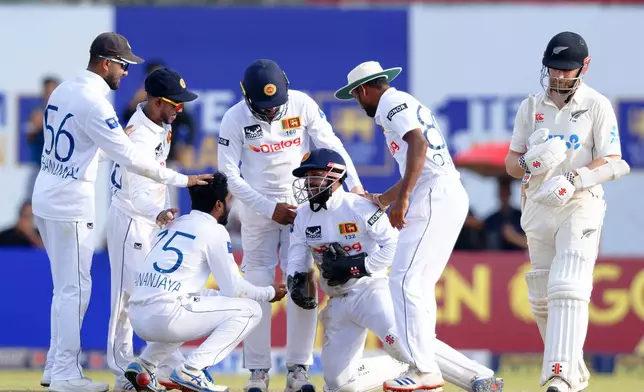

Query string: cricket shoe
[546,377,588,392]
[113,376,136,392]
[124,360,166,392]
[472,376,504,392]
[285,365,315,392]
[244,369,270,392]
[383,369,445,392]
[48,378,109,392]
[156,364,181,390]
[170,365,223,392]
[40,369,51,387]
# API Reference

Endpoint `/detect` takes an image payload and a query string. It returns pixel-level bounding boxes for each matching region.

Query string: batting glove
[532,173,576,207]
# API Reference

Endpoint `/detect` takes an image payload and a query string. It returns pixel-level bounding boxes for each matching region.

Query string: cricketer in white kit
[286,148,504,392]
[125,173,288,392]
[106,68,200,391]
[33,32,209,392]
[335,61,470,391]
[217,59,363,392]
[505,32,630,392]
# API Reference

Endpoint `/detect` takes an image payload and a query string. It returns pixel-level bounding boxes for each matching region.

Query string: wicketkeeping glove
[287,271,317,310]
[321,243,370,286]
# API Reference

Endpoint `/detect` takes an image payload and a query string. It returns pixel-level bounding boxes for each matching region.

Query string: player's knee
[548,249,593,302]
[526,269,549,316]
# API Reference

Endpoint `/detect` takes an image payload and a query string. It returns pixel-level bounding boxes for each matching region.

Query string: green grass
[1,370,643,392]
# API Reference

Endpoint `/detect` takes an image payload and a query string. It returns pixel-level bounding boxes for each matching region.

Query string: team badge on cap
[301,151,311,162]
[179,78,186,88]
[264,83,277,96]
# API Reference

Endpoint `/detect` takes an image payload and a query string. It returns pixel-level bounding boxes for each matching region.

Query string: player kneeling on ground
[124,172,287,392]
[286,148,504,392]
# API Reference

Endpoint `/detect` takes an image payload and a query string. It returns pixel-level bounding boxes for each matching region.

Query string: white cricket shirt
[510,83,622,199]
[286,189,399,298]
[129,210,275,305]
[217,89,362,219]
[110,104,172,226]
[374,88,460,191]
[32,70,188,222]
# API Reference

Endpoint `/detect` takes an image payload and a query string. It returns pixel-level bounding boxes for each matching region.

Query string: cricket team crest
[281,116,301,130]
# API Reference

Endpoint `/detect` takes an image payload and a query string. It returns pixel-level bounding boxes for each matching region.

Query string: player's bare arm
[388,128,426,229]
[505,150,526,179]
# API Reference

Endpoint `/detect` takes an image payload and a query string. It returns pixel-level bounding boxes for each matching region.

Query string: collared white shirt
[129,210,275,306]
[110,104,172,226]
[287,188,398,298]
[217,89,362,219]
[374,88,460,190]
[32,70,188,222]
[510,83,622,199]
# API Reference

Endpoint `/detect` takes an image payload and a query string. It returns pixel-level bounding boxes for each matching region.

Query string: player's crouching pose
[124,172,287,392]
[286,149,503,392]
[505,32,630,392]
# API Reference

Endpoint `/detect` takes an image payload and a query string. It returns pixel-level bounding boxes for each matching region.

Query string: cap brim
[121,52,145,65]
[334,67,402,100]
[167,90,199,103]
[292,164,321,178]
[544,59,582,71]
[253,94,288,109]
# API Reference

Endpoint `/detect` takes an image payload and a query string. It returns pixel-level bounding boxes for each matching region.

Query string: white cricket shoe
[285,365,315,392]
[383,368,445,392]
[113,376,136,392]
[124,360,166,392]
[48,378,109,392]
[40,368,51,387]
[244,369,270,392]
[170,364,226,392]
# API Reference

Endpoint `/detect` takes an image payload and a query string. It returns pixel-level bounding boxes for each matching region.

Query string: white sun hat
[334,61,402,100]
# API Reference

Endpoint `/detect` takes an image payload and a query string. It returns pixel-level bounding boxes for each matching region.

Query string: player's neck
[142,103,163,126]
[549,91,570,110]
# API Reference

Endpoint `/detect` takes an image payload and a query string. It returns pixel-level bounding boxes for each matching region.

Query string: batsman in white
[124,172,288,392]
[217,59,363,392]
[32,32,211,392]
[105,67,200,391]
[504,32,630,392]
[286,148,503,392]
[334,61,470,391]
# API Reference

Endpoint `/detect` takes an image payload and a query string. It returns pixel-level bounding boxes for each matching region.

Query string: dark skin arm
[380,129,427,229]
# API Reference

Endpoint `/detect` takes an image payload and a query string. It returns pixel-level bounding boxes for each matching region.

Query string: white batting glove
[527,128,550,149]
[521,137,567,175]
[532,174,576,207]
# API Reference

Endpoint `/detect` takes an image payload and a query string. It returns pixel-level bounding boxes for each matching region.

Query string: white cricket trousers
[389,177,469,374]
[105,206,184,379]
[129,293,262,370]
[238,195,317,369]
[522,193,605,388]
[35,216,95,381]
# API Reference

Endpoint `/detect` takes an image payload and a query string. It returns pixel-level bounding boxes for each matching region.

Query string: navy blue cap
[293,148,346,178]
[242,59,289,109]
[145,68,198,103]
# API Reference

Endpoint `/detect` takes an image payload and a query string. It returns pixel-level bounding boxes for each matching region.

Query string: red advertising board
[195,251,644,353]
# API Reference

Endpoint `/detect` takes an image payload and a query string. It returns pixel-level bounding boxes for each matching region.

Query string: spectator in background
[121,60,197,167]
[0,201,44,248]
[454,208,485,251]
[26,76,60,195]
[484,177,527,251]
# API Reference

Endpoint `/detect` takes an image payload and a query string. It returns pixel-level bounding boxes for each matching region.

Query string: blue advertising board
[616,100,644,167]
[114,7,408,212]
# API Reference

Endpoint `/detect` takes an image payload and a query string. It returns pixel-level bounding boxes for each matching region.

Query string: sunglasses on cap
[98,55,129,71]
[161,97,184,112]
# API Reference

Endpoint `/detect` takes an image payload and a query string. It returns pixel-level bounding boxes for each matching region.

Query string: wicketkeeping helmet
[292,148,347,212]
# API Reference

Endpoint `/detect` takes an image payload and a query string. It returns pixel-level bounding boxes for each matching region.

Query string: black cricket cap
[543,31,589,71]
[145,68,198,103]
[90,32,144,64]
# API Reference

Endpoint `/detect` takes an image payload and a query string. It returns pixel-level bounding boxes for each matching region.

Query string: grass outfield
[1,370,643,392]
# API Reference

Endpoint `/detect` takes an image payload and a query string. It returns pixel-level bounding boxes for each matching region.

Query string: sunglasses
[98,55,129,71]
[161,97,184,112]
